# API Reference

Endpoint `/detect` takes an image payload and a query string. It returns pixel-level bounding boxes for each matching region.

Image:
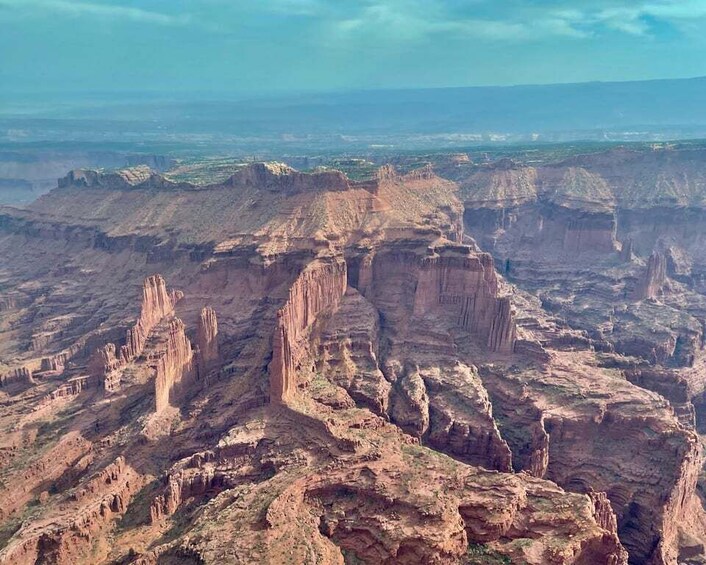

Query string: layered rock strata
[0,158,703,564]
[151,318,195,413]
[89,274,181,391]
[269,257,347,402]
[196,306,220,379]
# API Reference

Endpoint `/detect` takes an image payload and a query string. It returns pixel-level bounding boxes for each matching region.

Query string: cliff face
[413,251,516,353]
[89,274,181,391]
[633,251,668,300]
[0,366,33,387]
[0,157,704,564]
[228,162,352,193]
[196,306,220,379]
[269,258,347,402]
[462,151,706,370]
[461,160,618,255]
[152,318,195,413]
[458,146,706,563]
[125,275,181,362]
[359,245,516,355]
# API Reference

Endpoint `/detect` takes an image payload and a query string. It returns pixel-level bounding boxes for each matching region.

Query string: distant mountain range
[3,76,706,146]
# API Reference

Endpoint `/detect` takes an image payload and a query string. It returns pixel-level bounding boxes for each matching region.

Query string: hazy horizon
[3,72,706,99]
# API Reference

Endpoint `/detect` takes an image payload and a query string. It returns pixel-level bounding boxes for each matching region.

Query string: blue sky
[2,0,706,94]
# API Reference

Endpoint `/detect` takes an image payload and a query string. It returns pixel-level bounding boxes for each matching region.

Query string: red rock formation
[0,366,33,387]
[620,238,635,263]
[150,468,234,522]
[270,258,347,403]
[378,245,516,353]
[89,274,182,391]
[88,343,122,392]
[2,156,704,563]
[316,288,390,414]
[228,162,351,193]
[557,207,618,254]
[633,251,668,300]
[41,375,97,405]
[59,166,184,191]
[0,456,144,565]
[40,355,64,372]
[123,275,182,362]
[39,342,85,373]
[590,491,620,533]
[288,457,628,565]
[0,432,92,523]
[153,318,195,413]
[196,306,220,379]
[544,408,700,564]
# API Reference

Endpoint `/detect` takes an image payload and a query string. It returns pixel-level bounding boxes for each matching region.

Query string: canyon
[0,146,705,564]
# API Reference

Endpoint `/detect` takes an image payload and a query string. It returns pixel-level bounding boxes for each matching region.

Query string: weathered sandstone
[0,156,703,564]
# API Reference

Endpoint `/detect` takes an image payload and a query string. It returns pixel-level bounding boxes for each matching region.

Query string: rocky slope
[0,149,174,205]
[0,156,703,564]
[454,145,706,562]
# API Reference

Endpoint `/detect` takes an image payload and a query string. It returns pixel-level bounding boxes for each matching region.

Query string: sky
[2,0,706,95]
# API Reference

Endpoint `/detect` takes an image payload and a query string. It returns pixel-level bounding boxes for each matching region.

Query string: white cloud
[551,0,706,37]
[5,0,706,39]
[333,0,591,44]
[0,0,189,25]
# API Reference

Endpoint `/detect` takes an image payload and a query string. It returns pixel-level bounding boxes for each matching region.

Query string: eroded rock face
[89,274,181,392]
[152,318,195,413]
[0,366,33,387]
[358,245,516,354]
[0,158,703,564]
[196,306,220,379]
[457,146,706,563]
[633,251,668,300]
[413,250,516,353]
[0,456,145,565]
[127,274,182,362]
[269,257,347,402]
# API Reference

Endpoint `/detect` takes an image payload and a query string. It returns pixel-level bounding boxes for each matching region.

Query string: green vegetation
[164,158,250,185]
[465,543,512,565]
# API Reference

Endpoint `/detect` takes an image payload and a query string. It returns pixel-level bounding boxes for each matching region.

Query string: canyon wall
[269,258,348,402]
[152,318,195,413]
[89,274,181,391]
[414,252,515,353]
[633,251,668,300]
[360,245,516,354]
[2,155,703,563]
[196,306,220,379]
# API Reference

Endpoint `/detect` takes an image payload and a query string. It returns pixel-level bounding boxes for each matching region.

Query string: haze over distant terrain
[4,77,706,149]
[5,0,706,148]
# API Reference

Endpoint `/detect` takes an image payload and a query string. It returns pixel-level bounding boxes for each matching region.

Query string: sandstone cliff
[0,156,703,564]
[196,306,220,379]
[633,251,668,300]
[151,318,195,413]
[89,274,181,391]
[270,258,347,402]
[359,244,516,355]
